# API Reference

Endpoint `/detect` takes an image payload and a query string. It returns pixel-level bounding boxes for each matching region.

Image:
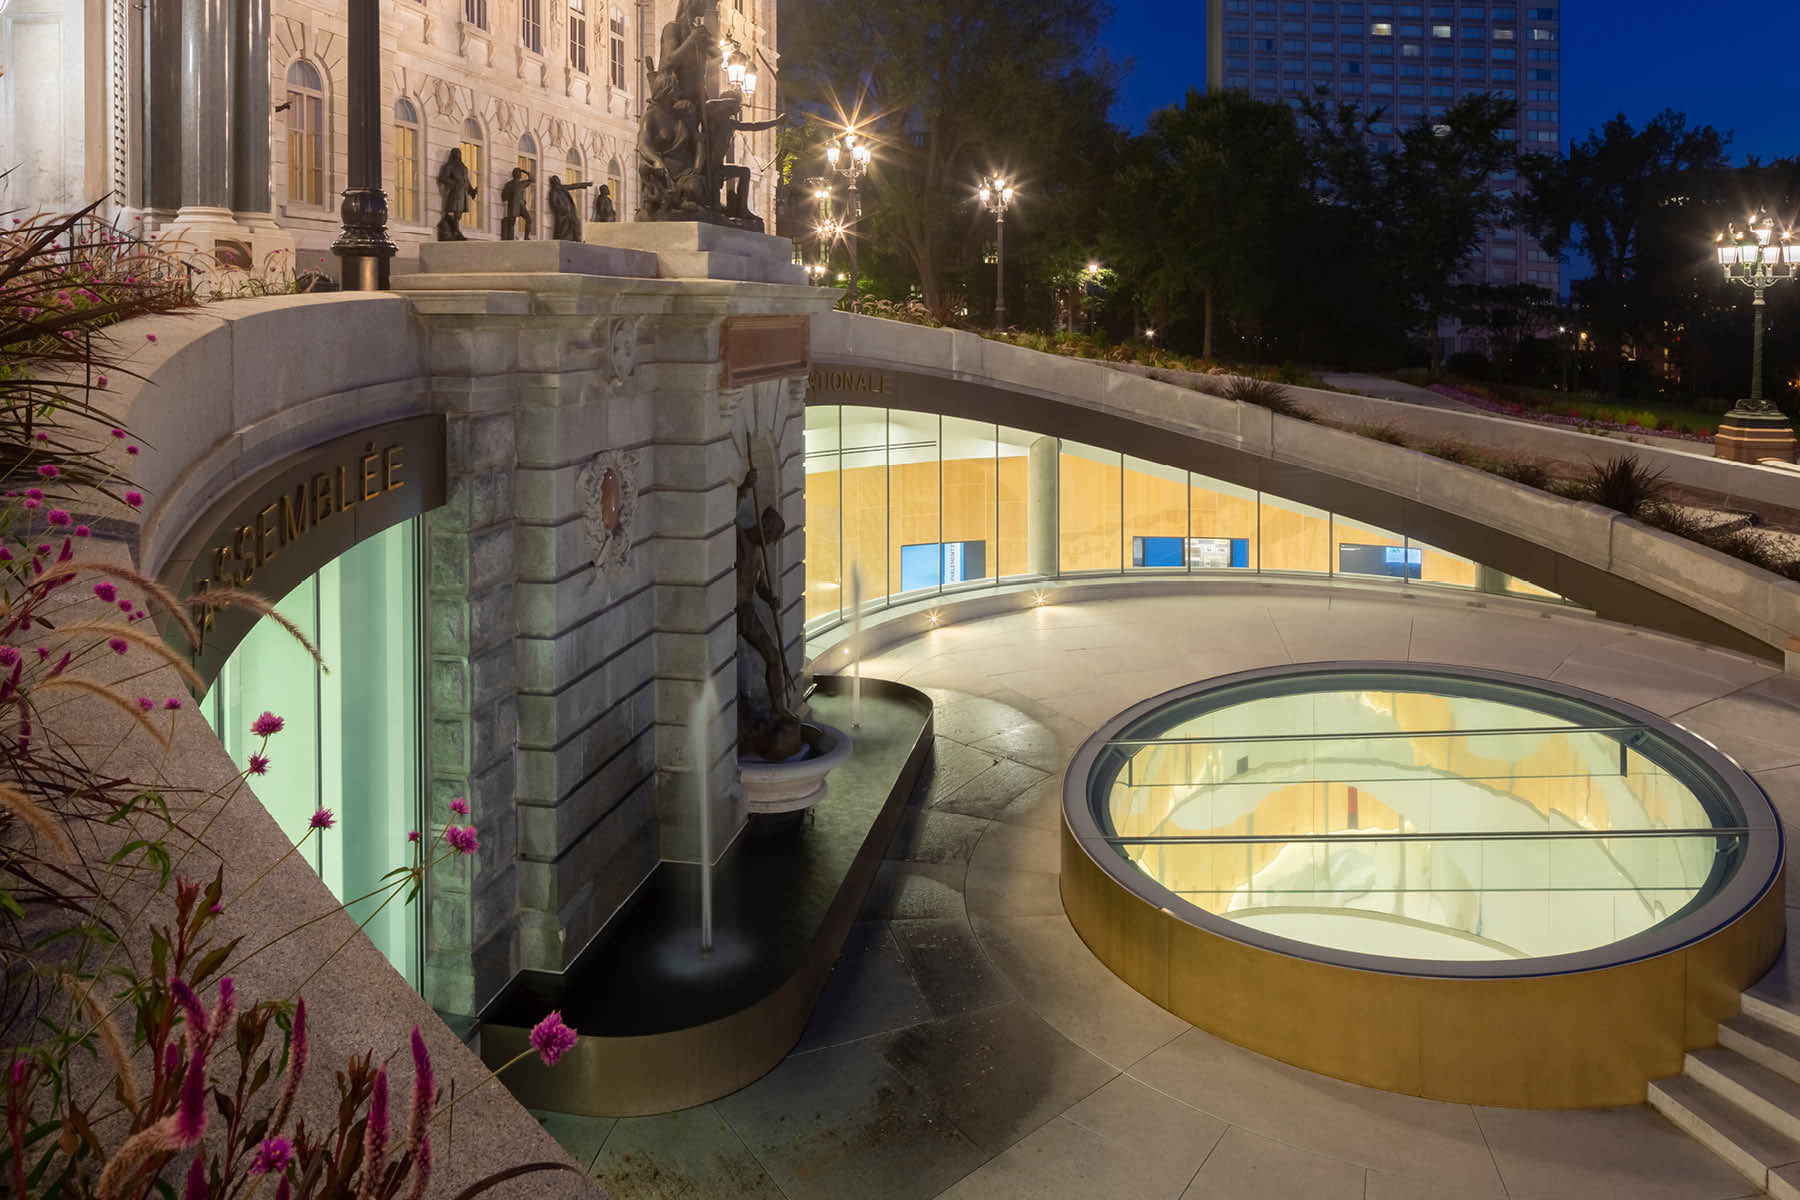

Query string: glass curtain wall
[203,519,424,988]
[802,405,1561,631]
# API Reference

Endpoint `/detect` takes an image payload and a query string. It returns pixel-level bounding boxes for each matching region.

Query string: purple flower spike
[364,1067,390,1187]
[250,1136,293,1175]
[184,1155,207,1200]
[528,1010,578,1067]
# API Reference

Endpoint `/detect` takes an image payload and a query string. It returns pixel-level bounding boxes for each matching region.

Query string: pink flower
[407,829,421,843]
[21,499,38,511]
[94,374,108,388]
[137,697,154,711]
[0,648,16,667]
[46,510,70,527]
[443,825,479,855]
[405,1027,435,1197]
[118,598,133,612]
[23,488,41,501]
[74,525,89,537]
[145,333,157,343]
[126,445,139,456]
[449,797,469,816]
[32,432,46,442]
[248,754,269,775]
[250,1136,293,1175]
[93,582,118,603]
[36,464,58,479]
[252,711,284,736]
[108,637,128,654]
[165,697,182,710]
[110,428,125,439]
[528,1011,578,1067]
[124,490,143,506]
[184,1155,207,1200]
[309,808,335,830]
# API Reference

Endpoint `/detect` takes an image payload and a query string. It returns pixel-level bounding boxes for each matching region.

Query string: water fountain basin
[740,721,852,814]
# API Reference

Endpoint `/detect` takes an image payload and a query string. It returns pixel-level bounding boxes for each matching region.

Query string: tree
[1378,93,1519,372]
[1520,110,1729,395]
[1105,90,1309,358]
[779,0,1115,316]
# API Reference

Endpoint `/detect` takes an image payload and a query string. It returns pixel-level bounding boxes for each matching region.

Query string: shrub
[1446,351,1492,380]
[1495,459,1552,489]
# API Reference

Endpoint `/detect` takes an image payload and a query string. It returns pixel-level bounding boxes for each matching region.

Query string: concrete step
[1743,992,1800,1040]
[1648,1073,1800,1192]
[1723,1012,1800,1087]
[1685,1046,1800,1144]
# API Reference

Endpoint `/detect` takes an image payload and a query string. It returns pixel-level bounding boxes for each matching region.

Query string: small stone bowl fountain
[741,721,853,815]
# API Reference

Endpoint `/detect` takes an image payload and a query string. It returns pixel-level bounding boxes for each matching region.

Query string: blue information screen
[899,540,989,592]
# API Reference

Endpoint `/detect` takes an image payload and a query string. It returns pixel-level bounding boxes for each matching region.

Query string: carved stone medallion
[577,449,638,594]
[597,316,639,390]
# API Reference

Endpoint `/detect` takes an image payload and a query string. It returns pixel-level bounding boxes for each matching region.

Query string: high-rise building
[1209,0,1562,354]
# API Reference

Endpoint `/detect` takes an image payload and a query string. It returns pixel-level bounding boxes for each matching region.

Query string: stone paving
[535,585,1800,1199]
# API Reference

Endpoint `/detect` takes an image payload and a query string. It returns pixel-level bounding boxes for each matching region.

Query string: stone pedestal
[392,227,831,1013]
[1714,410,1798,463]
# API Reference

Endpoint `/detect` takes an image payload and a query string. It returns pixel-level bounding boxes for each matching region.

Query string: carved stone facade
[1,0,780,270]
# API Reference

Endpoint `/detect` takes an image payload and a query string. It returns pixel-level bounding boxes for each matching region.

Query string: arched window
[516,133,538,232]
[566,146,584,187]
[285,60,325,207]
[459,118,485,231]
[609,8,627,89]
[607,156,623,217]
[392,99,421,224]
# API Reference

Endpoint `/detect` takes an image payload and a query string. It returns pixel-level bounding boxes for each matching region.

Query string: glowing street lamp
[1717,212,1800,416]
[978,175,1015,330]
[1714,211,1800,460]
[822,128,872,305]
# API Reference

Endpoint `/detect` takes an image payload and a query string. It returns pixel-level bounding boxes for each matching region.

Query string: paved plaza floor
[537,585,1800,1199]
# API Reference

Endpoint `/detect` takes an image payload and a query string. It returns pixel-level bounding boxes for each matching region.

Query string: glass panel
[1124,456,1188,570]
[1114,834,1729,960]
[1332,515,1409,580]
[886,410,941,599]
[1190,472,1258,570]
[203,519,422,988]
[1059,440,1122,573]
[940,416,998,591]
[802,405,842,624]
[1259,493,1330,572]
[837,405,888,606]
[996,425,1042,579]
[1408,534,1477,588]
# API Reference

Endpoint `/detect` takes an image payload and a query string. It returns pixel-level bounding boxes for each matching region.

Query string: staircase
[1650,993,1800,1198]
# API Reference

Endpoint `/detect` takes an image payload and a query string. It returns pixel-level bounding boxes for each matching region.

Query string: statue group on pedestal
[637,0,784,230]
[433,0,777,241]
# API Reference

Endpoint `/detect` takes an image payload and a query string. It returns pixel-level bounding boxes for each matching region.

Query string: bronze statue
[435,148,477,241]
[547,175,592,241]
[635,0,786,229]
[592,183,617,222]
[499,167,534,240]
[735,468,802,761]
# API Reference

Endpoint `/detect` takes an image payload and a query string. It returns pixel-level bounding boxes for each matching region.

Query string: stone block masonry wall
[398,240,832,1014]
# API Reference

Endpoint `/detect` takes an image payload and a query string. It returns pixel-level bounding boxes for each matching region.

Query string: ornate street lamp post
[977,176,1014,330]
[816,216,847,292]
[1714,211,1800,462]
[331,0,395,290]
[823,130,870,306]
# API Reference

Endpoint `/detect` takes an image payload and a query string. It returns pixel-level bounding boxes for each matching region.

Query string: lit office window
[459,118,485,230]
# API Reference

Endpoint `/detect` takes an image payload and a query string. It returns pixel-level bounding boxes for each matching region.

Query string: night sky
[1100,0,1793,163]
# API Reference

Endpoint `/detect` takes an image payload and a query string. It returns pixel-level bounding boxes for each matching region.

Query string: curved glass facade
[803,405,1560,631]
[202,518,424,987]
[1088,669,1749,963]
